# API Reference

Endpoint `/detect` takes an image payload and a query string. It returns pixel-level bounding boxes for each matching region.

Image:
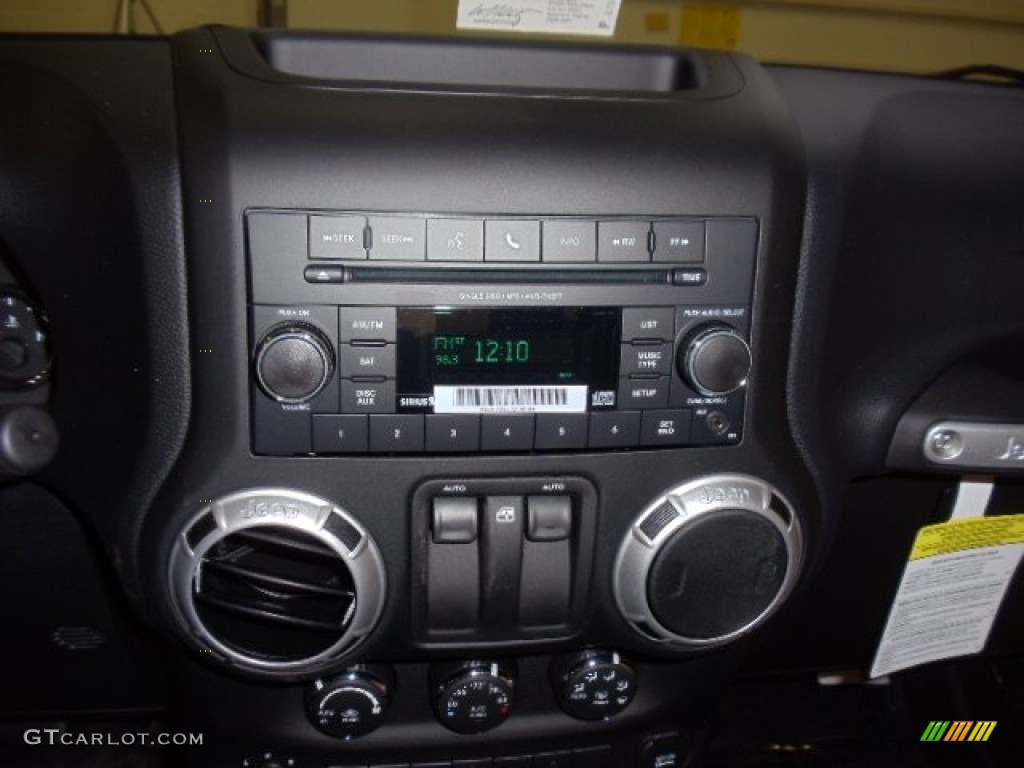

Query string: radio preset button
[485,220,541,262]
[542,220,596,263]
[588,412,642,448]
[426,414,481,452]
[338,343,396,379]
[312,414,369,453]
[341,380,395,414]
[309,215,367,260]
[368,216,426,260]
[427,218,484,261]
[621,307,675,342]
[653,220,705,262]
[481,414,536,451]
[620,343,672,375]
[618,377,670,410]
[339,307,397,343]
[369,414,425,452]
[640,410,692,446]
[535,413,589,450]
[597,221,651,262]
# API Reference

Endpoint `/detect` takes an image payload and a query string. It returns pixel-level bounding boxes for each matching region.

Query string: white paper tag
[870,514,1024,679]
[457,0,622,37]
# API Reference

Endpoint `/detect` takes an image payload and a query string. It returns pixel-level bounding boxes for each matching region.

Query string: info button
[543,220,596,263]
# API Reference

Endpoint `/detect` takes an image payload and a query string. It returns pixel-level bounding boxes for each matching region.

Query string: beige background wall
[1,0,1022,75]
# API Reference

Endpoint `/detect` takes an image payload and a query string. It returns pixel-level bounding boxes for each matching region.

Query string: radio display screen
[397,307,621,414]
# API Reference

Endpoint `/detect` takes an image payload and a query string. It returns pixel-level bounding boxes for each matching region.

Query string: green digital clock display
[395,307,622,413]
[434,336,532,367]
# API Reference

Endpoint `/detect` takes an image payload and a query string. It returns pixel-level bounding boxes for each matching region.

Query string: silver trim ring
[167,488,386,679]
[613,474,803,649]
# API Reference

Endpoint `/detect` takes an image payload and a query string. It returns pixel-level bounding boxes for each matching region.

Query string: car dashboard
[0,25,1022,768]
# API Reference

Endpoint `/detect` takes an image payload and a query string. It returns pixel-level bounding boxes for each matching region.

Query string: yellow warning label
[910,515,1024,560]
[679,3,743,51]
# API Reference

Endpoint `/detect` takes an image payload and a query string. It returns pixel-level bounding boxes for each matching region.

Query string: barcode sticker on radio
[434,385,588,414]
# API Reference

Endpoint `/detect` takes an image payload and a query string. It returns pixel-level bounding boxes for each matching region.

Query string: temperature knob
[254,323,334,403]
[306,665,393,740]
[432,660,515,734]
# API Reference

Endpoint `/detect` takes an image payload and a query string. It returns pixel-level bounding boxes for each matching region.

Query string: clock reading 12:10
[475,338,531,364]
[433,335,532,368]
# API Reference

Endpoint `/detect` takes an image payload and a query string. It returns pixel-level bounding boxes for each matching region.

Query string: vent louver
[194,526,356,661]
[168,489,386,679]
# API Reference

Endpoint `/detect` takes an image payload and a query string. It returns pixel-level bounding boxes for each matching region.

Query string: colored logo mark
[920,721,996,742]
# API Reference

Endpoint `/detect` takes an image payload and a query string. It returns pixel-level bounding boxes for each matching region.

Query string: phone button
[485,219,540,262]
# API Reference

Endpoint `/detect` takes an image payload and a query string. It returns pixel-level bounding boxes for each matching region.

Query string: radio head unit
[247,213,756,456]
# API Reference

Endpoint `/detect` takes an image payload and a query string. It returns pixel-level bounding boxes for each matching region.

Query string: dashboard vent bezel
[167,488,386,680]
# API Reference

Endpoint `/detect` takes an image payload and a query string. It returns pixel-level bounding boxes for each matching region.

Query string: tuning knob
[432,660,515,734]
[254,323,334,403]
[677,324,751,396]
[306,665,393,740]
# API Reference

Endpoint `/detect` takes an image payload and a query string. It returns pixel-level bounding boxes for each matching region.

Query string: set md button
[640,410,692,446]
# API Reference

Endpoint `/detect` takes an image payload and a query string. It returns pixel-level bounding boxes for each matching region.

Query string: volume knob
[254,323,334,404]
[678,324,751,397]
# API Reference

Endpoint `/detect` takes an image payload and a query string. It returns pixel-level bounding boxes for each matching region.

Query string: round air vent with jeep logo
[614,474,803,648]
[167,488,386,679]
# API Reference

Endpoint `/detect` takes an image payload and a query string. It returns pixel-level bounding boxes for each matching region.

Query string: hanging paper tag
[870,514,1024,679]
[457,0,622,37]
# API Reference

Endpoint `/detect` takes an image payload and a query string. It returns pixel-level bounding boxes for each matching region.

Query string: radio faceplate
[247,211,756,456]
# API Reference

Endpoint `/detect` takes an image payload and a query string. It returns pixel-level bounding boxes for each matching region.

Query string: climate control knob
[254,323,334,403]
[677,324,751,396]
[306,665,393,740]
[553,650,636,720]
[432,660,515,734]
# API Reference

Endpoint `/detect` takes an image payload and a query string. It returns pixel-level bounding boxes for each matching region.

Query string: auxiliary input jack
[706,411,730,436]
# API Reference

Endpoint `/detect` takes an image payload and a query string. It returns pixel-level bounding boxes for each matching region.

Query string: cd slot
[328,267,673,286]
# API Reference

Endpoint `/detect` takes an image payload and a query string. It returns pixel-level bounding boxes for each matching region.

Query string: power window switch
[432,498,479,543]
[527,497,573,542]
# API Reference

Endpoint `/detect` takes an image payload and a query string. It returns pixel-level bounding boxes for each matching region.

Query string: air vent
[168,489,386,679]
[194,526,357,661]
